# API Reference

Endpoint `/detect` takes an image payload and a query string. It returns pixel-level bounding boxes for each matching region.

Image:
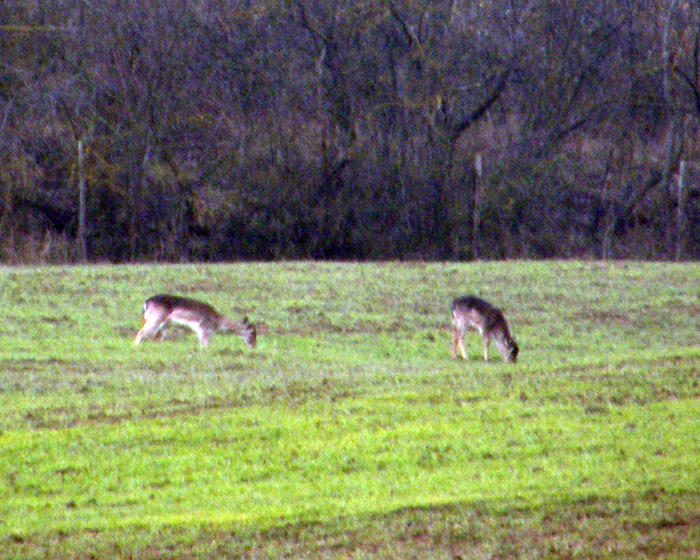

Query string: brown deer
[451,296,518,363]
[134,294,256,349]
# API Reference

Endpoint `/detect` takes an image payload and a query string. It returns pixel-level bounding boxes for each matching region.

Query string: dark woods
[2,0,700,263]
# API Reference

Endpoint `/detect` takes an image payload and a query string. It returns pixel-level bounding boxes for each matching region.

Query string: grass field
[0,260,699,559]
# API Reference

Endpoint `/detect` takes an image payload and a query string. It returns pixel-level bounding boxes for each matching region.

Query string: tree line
[1,0,700,263]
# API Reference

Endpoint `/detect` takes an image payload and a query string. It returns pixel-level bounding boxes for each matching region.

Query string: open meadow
[0,260,699,559]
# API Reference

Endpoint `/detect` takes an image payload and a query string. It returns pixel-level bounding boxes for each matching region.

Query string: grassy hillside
[0,261,699,558]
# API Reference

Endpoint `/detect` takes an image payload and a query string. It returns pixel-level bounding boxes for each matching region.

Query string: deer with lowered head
[451,295,518,363]
[134,294,256,349]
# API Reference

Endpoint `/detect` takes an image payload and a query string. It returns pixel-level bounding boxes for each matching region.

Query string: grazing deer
[451,296,518,363]
[134,294,257,349]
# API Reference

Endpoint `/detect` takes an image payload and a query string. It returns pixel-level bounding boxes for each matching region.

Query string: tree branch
[674,66,700,117]
[450,67,512,142]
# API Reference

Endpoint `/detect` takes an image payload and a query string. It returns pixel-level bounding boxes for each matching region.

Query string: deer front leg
[193,326,212,347]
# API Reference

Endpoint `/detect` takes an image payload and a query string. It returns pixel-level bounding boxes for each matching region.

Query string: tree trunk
[675,159,687,261]
[77,139,88,262]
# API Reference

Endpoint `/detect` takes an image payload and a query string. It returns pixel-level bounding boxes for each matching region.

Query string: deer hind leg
[453,328,468,360]
[153,327,168,342]
[134,317,167,345]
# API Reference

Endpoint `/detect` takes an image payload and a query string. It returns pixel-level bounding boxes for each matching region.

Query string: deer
[134,294,257,349]
[451,295,518,363]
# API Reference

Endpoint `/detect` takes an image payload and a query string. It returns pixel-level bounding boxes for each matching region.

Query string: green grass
[1,261,700,558]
